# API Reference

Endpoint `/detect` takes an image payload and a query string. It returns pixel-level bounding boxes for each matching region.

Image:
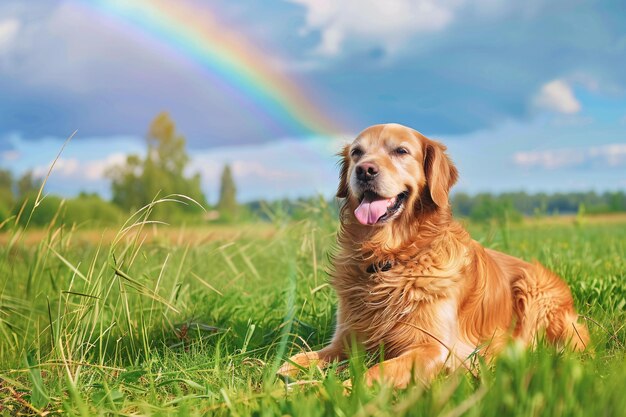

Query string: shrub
[12,193,124,228]
[13,193,64,227]
[63,193,125,227]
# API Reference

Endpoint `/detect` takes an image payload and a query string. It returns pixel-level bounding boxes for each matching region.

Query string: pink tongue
[354,195,393,225]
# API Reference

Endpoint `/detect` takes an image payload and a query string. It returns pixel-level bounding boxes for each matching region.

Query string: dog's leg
[513,264,589,351]
[361,343,446,388]
[277,343,346,378]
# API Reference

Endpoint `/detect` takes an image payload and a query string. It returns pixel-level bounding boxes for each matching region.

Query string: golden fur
[278,123,588,387]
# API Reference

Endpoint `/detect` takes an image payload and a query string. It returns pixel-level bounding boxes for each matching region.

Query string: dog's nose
[356,162,379,182]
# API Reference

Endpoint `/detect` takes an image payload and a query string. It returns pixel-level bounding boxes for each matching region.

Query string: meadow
[1,199,626,416]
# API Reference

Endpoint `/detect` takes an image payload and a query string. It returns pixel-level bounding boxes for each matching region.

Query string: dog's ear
[424,139,458,207]
[336,145,350,198]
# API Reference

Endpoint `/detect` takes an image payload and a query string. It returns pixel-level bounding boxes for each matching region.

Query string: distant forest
[450,190,626,222]
[246,190,626,223]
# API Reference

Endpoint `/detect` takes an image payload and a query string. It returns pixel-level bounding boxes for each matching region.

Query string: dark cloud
[0,1,329,147]
[0,0,625,147]
[307,0,626,136]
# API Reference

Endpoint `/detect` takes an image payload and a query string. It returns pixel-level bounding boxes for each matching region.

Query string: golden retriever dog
[278,123,589,388]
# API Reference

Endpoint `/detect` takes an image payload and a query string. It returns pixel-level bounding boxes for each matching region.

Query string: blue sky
[1,0,625,203]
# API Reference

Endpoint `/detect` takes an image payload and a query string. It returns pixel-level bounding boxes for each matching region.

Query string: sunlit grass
[1,198,625,415]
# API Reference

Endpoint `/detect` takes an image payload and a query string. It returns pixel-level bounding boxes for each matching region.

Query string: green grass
[1,200,626,416]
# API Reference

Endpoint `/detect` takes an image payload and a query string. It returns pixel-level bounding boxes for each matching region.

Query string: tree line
[1,112,625,228]
[242,191,626,224]
[0,169,42,222]
[450,190,626,223]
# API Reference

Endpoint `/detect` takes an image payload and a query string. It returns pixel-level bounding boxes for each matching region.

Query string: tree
[451,192,474,217]
[147,112,189,175]
[107,112,208,220]
[0,169,14,221]
[0,169,12,191]
[109,154,144,211]
[469,193,522,224]
[12,192,63,227]
[16,170,41,199]
[217,164,238,221]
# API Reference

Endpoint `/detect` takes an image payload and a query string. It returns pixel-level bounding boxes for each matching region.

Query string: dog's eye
[350,148,363,158]
[395,147,409,155]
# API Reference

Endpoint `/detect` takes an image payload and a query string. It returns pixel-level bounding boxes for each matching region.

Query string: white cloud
[533,79,581,114]
[231,160,295,181]
[1,150,20,161]
[289,0,462,55]
[33,153,128,181]
[84,153,128,180]
[188,137,342,202]
[287,0,549,56]
[190,157,297,185]
[513,143,626,169]
[0,18,20,52]
[567,72,624,95]
[33,158,78,179]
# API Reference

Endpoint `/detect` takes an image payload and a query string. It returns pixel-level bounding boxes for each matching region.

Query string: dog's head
[337,123,458,226]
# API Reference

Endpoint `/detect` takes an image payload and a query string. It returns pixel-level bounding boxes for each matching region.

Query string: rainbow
[84,0,341,138]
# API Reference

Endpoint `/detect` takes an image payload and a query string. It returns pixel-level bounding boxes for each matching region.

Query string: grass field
[1,200,626,416]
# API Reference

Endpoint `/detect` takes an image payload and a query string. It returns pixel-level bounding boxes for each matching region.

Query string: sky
[1,0,625,203]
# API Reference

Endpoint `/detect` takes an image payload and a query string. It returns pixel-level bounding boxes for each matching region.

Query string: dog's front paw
[341,378,353,395]
[277,351,320,379]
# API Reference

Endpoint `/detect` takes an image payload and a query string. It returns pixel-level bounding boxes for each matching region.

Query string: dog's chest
[334,258,466,354]
[341,252,465,307]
